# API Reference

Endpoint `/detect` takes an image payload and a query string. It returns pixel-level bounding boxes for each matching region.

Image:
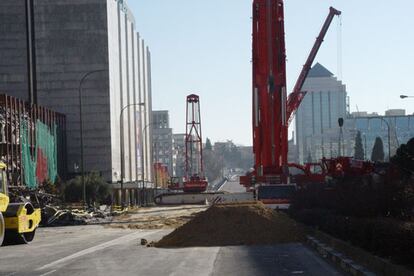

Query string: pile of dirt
[155,202,305,247]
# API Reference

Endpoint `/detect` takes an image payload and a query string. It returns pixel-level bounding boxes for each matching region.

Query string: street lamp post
[79,69,107,209]
[153,142,158,188]
[120,103,145,209]
[141,122,154,206]
[379,118,391,162]
[363,133,367,160]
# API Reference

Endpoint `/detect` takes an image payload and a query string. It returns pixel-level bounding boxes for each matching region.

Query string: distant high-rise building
[295,63,348,163]
[172,134,186,178]
[152,111,173,175]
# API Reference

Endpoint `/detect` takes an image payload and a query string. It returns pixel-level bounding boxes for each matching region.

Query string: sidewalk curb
[307,235,375,276]
[306,230,414,276]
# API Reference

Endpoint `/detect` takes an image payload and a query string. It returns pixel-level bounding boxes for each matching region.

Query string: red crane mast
[241,1,341,201]
[251,0,288,183]
[183,94,208,193]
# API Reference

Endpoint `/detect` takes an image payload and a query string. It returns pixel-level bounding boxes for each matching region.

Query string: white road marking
[35,230,162,271]
[39,269,57,276]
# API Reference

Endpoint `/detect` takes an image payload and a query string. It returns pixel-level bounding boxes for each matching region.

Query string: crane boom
[286,7,341,126]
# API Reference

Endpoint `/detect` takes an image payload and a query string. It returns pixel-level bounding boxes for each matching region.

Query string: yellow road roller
[0,162,41,245]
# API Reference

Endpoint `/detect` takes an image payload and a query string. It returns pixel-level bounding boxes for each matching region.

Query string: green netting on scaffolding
[21,120,58,189]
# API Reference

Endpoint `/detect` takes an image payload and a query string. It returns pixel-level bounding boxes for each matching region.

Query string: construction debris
[107,215,195,230]
[155,202,306,247]
[105,205,206,230]
[41,205,115,227]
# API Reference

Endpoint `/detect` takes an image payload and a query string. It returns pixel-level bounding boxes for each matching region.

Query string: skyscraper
[295,63,347,163]
[0,0,153,183]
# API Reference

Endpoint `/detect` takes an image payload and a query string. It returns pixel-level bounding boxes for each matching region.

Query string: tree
[371,137,385,162]
[63,172,110,205]
[391,137,414,179]
[203,138,222,181]
[203,150,222,182]
[205,138,212,151]
[354,131,364,160]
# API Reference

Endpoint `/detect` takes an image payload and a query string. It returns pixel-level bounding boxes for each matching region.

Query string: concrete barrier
[307,229,414,276]
[154,192,254,205]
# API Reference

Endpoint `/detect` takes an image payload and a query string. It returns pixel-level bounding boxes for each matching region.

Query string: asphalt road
[0,224,345,276]
[218,176,246,193]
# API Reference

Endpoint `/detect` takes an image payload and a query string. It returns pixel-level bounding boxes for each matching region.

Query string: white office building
[295,63,348,163]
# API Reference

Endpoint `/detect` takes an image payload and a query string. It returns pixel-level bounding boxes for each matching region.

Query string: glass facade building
[343,115,414,160]
[294,64,414,163]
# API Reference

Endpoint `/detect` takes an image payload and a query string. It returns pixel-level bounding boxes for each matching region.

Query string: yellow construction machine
[0,162,41,245]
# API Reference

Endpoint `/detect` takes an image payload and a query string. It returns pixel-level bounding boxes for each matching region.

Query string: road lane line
[35,230,162,271]
[39,269,57,276]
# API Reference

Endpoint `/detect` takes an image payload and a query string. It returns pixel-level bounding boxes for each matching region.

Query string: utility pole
[141,122,155,206]
[25,0,37,104]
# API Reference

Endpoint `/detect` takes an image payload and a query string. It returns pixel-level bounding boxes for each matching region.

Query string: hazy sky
[129,0,414,146]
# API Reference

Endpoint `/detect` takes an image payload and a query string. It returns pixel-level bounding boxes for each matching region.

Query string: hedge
[290,209,414,267]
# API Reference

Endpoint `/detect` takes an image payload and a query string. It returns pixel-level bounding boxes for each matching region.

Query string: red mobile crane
[240,0,341,208]
[183,94,208,193]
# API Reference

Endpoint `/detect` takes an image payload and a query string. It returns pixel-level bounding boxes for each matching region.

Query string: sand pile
[155,202,305,247]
